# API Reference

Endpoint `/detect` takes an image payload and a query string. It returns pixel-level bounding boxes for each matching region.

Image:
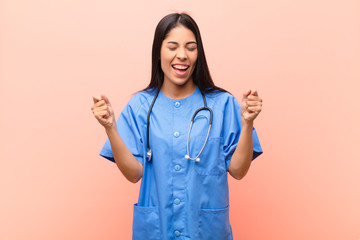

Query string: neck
[161,80,196,99]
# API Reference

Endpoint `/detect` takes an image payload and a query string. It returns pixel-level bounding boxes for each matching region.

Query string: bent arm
[105,125,143,183]
[228,122,253,180]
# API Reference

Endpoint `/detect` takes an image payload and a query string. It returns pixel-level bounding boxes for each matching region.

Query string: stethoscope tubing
[146,88,160,161]
[146,88,213,162]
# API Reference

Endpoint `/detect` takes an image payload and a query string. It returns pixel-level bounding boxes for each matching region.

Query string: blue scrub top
[100,87,262,240]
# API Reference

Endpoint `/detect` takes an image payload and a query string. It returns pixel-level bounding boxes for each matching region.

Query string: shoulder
[206,90,240,108]
[126,88,157,114]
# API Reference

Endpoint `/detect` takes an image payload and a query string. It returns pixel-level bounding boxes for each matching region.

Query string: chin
[172,78,193,87]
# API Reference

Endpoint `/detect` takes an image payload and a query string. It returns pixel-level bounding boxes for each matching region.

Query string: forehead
[164,25,196,42]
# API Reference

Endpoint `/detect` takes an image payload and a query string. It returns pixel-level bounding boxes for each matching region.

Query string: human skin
[91,25,263,182]
[160,25,198,99]
[158,25,264,180]
[91,95,143,183]
[227,89,263,180]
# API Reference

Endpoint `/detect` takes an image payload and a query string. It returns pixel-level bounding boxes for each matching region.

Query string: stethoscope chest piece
[147,148,152,161]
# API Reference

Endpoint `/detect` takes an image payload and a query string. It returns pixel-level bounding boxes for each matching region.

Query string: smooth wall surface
[1,0,359,239]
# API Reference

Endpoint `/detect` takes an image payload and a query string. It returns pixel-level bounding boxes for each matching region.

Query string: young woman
[91,13,263,240]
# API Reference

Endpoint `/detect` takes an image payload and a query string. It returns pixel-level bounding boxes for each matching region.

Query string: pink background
[1,0,360,239]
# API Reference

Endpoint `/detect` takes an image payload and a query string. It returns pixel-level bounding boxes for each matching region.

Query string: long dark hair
[143,13,226,94]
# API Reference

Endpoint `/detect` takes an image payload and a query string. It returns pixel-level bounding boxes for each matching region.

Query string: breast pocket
[193,137,226,176]
[132,203,161,240]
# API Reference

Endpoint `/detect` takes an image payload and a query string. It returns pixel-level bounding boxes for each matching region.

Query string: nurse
[91,13,263,240]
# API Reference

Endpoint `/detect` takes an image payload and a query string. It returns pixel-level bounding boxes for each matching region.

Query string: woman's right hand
[91,95,116,130]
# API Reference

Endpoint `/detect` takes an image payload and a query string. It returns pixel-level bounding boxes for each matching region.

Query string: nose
[176,47,187,60]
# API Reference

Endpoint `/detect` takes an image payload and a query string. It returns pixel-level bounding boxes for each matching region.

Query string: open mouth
[171,64,189,72]
[172,64,190,75]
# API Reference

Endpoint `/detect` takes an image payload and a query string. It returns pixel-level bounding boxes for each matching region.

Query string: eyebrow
[167,41,197,45]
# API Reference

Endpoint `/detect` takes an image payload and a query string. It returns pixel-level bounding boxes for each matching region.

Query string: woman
[91,13,263,240]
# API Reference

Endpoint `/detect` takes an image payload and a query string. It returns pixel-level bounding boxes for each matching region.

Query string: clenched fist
[240,89,263,124]
[91,95,116,130]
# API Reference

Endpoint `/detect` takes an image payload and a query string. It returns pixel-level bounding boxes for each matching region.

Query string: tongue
[174,67,187,75]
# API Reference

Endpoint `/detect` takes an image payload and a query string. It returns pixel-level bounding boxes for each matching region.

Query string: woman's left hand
[240,89,263,125]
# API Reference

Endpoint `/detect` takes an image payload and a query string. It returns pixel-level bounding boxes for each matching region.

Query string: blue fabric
[100,87,263,240]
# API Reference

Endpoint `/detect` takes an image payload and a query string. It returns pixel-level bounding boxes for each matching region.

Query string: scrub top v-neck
[100,86,263,240]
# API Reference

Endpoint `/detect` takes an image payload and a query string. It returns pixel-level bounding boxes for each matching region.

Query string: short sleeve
[99,99,144,165]
[223,95,263,170]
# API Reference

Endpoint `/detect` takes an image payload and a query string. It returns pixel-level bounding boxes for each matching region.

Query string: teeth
[173,65,189,70]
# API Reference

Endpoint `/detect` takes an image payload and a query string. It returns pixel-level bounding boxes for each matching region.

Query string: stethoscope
[146,88,213,162]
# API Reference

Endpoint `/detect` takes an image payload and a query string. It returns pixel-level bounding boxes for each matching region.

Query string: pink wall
[1,0,359,239]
